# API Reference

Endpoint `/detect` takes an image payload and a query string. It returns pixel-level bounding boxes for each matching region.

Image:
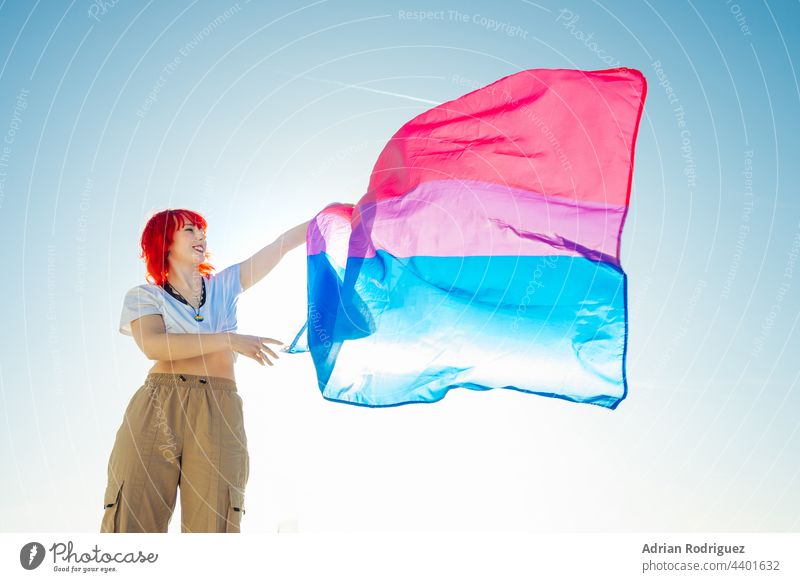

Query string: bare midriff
[148,349,236,382]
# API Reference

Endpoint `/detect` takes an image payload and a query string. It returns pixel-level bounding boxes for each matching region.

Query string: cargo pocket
[225,485,246,533]
[100,480,123,533]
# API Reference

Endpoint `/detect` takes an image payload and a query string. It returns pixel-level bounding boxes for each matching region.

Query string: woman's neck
[165,264,203,297]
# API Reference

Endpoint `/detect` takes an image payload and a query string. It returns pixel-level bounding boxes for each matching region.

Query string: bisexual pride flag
[288,67,647,409]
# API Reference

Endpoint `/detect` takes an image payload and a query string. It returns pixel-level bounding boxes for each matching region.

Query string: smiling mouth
[193,246,205,253]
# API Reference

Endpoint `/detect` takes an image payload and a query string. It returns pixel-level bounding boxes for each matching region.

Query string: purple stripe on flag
[306,180,625,264]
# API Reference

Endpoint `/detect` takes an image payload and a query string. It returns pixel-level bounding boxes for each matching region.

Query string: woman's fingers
[245,337,284,367]
[257,346,274,366]
[259,339,284,359]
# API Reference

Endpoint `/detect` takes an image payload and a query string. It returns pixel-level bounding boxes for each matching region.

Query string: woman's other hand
[229,333,285,366]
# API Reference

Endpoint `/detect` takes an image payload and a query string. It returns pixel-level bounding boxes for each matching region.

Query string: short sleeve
[214,262,243,297]
[119,286,162,336]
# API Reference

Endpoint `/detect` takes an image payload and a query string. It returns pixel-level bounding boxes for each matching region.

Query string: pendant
[194,314,204,322]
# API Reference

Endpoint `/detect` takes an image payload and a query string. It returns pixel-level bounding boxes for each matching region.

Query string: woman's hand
[228,333,285,366]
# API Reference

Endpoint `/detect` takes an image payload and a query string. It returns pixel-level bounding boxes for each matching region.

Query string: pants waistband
[144,372,237,391]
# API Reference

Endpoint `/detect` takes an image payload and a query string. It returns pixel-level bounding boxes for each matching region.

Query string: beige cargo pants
[100,373,249,533]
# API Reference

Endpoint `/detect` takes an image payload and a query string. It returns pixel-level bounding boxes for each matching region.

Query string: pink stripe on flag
[366,68,645,208]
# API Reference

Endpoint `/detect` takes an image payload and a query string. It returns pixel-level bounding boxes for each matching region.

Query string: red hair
[139,209,215,286]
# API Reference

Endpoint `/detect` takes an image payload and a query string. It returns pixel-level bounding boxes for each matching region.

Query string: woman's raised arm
[239,219,312,292]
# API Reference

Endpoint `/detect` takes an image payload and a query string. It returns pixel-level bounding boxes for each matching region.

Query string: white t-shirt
[119,262,243,360]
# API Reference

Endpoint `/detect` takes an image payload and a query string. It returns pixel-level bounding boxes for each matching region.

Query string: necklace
[164,278,206,322]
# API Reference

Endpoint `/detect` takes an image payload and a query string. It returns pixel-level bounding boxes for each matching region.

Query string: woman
[101,208,310,533]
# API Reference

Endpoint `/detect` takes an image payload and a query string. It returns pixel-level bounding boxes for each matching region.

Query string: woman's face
[168,221,207,266]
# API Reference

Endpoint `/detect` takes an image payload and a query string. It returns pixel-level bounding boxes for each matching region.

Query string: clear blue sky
[0,0,798,532]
